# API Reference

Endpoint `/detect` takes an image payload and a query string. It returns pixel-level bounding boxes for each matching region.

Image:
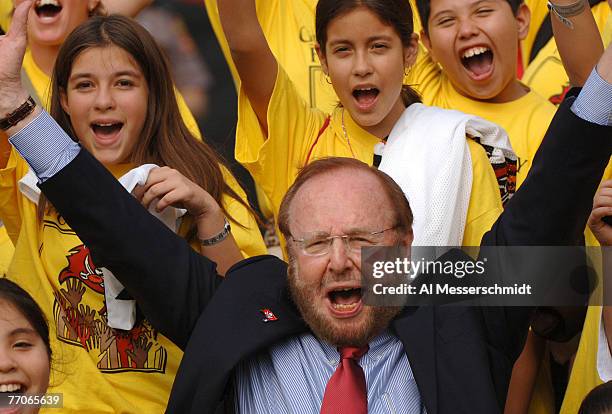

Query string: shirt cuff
[8,110,81,182]
[571,67,612,126]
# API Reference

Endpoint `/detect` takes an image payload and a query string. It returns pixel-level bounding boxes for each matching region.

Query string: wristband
[199,218,231,246]
[0,96,36,131]
[547,0,588,29]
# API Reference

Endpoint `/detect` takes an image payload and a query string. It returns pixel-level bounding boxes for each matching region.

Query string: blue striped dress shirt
[234,330,426,413]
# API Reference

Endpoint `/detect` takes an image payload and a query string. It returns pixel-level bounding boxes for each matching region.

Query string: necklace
[341,109,357,159]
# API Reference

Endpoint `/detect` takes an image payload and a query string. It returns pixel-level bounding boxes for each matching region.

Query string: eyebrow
[69,70,142,81]
[328,34,394,47]
[9,327,37,337]
[430,0,492,21]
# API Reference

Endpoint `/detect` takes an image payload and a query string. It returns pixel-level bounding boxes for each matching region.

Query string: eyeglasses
[290,227,397,256]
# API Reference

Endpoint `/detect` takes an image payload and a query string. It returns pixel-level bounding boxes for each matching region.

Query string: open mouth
[0,383,25,393]
[352,87,379,110]
[35,0,62,19]
[460,46,494,80]
[91,122,124,140]
[327,287,363,316]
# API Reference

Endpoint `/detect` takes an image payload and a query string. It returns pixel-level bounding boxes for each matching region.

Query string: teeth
[95,123,115,127]
[462,47,490,59]
[0,384,22,392]
[332,302,358,310]
[36,0,60,7]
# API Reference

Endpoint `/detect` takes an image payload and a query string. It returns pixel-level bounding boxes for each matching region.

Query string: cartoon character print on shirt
[42,211,168,373]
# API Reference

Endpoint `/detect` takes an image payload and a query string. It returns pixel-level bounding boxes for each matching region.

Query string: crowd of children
[0,0,611,413]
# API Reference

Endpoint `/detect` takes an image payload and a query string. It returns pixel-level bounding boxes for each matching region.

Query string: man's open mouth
[35,0,62,19]
[328,287,363,313]
[460,46,494,79]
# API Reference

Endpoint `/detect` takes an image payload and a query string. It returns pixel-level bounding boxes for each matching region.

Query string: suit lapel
[392,307,438,414]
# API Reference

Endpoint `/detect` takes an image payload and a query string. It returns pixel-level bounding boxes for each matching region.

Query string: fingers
[594,182,612,209]
[589,206,612,225]
[9,1,32,41]
[141,179,186,211]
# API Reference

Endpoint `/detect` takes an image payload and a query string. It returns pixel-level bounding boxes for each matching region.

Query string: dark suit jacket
[40,93,611,413]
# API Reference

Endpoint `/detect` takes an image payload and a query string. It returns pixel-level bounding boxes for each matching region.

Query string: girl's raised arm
[217,0,278,135]
[550,0,604,86]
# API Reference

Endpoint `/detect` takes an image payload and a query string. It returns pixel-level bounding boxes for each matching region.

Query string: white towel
[379,103,514,247]
[19,164,187,330]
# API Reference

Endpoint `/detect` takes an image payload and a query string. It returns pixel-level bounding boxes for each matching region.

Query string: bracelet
[199,218,231,246]
[0,96,37,131]
[547,0,588,29]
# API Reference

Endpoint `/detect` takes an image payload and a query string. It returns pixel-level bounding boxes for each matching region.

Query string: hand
[588,180,612,246]
[61,279,86,308]
[135,166,221,219]
[126,336,152,368]
[0,1,32,115]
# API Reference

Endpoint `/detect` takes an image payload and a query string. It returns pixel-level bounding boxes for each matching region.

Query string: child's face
[421,0,530,102]
[0,300,50,414]
[15,0,99,48]
[316,6,418,138]
[61,45,149,166]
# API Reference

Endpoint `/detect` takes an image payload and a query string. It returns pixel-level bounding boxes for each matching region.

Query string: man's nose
[328,237,354,272]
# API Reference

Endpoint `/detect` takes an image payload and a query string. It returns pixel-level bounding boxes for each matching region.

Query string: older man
[2,2,612,413]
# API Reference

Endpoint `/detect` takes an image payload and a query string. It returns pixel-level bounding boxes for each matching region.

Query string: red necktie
[320,346,369,414]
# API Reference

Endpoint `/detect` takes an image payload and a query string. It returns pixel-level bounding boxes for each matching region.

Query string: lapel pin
[260,308,278,323]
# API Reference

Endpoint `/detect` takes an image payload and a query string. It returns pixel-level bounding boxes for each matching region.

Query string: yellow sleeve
[462,139,503,246]
[0,0,11,32]
[604,11,612,47]
[235,65,327,215]
[175,88,202,140]
[0,149,23,245]
[220,166,267,257]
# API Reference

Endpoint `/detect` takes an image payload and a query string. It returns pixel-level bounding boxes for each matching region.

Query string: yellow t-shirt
[236,66,503,249]
[0,149,264,413]
[521,0,610,104]
[407,44,556,189]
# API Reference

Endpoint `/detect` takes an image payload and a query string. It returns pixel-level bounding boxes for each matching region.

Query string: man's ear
[515,2,531,41]
[420,29,437,63]
[60,90,70,116]
[315,42,329,75]
[400,230,414,247]
[403,33,420,68]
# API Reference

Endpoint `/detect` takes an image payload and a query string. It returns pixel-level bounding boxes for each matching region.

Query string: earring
[324,74,332,85]
[404,67,411,76]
